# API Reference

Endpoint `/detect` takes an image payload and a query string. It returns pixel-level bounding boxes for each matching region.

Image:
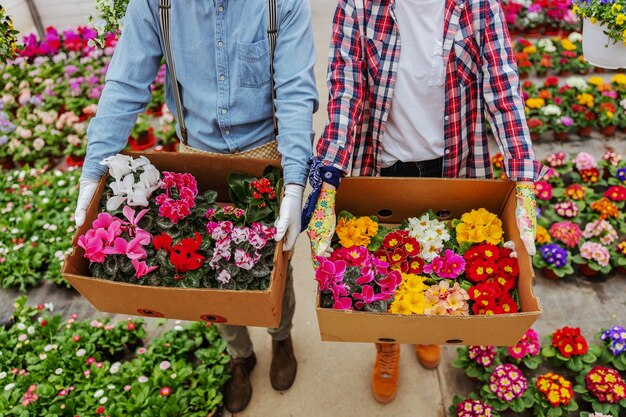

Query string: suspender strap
[158,0,188,145]
[157,0,279,145]
[267,0,279,136]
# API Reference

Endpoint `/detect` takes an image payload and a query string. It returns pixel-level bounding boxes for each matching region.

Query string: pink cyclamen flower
[217,270,231,284]
[234,249,255,270]
[132,259,158,278]
[315,256,346,293]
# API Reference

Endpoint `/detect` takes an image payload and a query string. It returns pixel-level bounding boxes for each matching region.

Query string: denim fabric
[83,0,319,185]
[379,157,444,178]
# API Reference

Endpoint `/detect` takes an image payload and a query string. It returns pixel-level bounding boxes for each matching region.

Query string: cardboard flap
[336,177,515,223]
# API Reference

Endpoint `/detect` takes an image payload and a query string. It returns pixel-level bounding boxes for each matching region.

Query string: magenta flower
[352,284,391,310]
[107,235,150,260]
[375,269,402,294]
[423,249,466,279]
[330,246,370,266]
[132,259,158,278]
[315,257,346,292]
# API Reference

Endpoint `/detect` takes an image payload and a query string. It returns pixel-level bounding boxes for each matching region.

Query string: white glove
[74,178,99,227]
[274,184,304,252]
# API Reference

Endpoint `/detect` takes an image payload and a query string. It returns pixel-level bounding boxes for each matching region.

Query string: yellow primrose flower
[561,39,577,51]
[612,3,623,15]
[617,14,626,25]
[389,299,414,315]
[523,45,537,54]
[525,97,546,109]
[607,111,614,118]
[590,17,597,24]
[588,76,604,87]
[577,93,594,107]
[573,5,580,14]
[335,216,378,248]
[612,73,626,85]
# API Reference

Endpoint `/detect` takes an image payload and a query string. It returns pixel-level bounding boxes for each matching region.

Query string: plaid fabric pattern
[316,0,548,181]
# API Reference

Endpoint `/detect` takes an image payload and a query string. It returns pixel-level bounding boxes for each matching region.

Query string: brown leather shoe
[415,344,441,369]
[270,335,297,391]
[372,343,400,404]
[224,352,256,413]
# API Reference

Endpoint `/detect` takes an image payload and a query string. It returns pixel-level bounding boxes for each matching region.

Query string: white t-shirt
[381,0,446,167]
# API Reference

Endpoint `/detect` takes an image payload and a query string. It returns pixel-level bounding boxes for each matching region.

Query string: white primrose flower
[107,384,115,390]
[541,105,562,117]
[566,76,588,91]
[18,334,27,342]
[568,32,582,42]
[4,383,15,391]
[110,362,121,374]
[27,326,35,335]
[76,349,87,357]
[138,376,149,383]
[39,353,47,360]
[94,389,104,398]
[17,323,26,331]
[0,371,6,380]
[55,368,63,375]
[174,325,184,331]
[100,397,108,404]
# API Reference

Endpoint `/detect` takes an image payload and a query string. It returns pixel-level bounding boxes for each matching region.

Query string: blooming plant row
[503,0,581,37]
[0,167,80,291]
[0,296,230,416]
[78,154,281,290]
[451,325,626,417]
[315,208,523,316]
[493,149,626,280]
[573,0,626,45]
[0,26,175,170]
[519,75,626,141]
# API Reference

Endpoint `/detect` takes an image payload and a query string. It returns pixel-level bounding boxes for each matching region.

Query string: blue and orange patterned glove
[306,189,336,260]
[516,183,537,256]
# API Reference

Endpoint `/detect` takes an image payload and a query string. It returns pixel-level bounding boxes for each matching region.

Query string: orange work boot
[372,343,400,404]
[415,344,441,369]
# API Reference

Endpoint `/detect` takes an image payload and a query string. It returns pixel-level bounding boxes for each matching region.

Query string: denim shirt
[82,0,318,185]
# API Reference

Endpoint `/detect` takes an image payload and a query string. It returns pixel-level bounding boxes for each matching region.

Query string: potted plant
[531,372,579,417]
[574,0,626,69]
[574,366,626,417]
[533,243,574,280]
[128,113,156,151]
[451,394,500,417]
[552,115,574,141]
[156,105,179,152]
[480,364,535,413]
[453,345,501,382]
[519,4,547,38]
[501,328,543,370]
[541,326,600,372]
[596,326,626,371]
[573,240,612,277]
[571,92,597,137]
[526,97,549,141]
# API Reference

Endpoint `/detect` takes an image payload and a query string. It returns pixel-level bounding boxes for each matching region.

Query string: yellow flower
[404,291,426,314]
[607,111,614,118]
[523,45,537,54]
[335,216,378,248]
[573,5,580,14]
[525,97,546,109]
[612,3,623,15]
[455,208,504,245]
[577,93,594,107]
[590,17,597,24]
[588,76,604,87]
[617,14,626,25]
[561,39,577,51]
[612,73,626,85]
[536,226,551,244]
[389,299,413,315]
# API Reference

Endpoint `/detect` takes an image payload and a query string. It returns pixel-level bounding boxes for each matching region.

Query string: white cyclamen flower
[568,32,582,42]
[101,154,134,179]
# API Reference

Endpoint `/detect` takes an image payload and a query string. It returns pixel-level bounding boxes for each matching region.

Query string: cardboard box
[62,152,287,327]
[315,178,541,346]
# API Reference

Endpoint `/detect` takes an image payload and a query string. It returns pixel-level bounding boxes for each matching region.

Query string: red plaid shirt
[316,0,548,181]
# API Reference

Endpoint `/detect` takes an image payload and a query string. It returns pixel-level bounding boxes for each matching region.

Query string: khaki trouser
[217,264,295,358]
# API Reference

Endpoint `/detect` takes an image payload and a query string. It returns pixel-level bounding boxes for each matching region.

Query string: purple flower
[617,167,626,183]
[540,244,569,268]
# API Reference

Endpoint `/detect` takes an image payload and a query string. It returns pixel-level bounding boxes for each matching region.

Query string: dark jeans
[380,158,444,178]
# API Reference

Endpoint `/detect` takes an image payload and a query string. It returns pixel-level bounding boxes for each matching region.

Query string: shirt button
[444,116,450,121]
[217,41,224,48]
[445,149,451,155]
[219,74,225,81]
[221,108,228,114]
[225,130,231,135]
[218,6,224,12]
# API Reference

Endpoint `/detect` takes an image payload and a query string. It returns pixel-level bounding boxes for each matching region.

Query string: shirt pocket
[428,40,445,87]
[453,33,480,87]
[363,38,383,82]
[237,39,271,88]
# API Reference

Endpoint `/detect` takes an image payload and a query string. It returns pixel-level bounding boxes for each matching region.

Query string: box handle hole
[436,210,452,220]
[137,308,164,318]
[446,339,463,344]
[378,337,397,343]
[200,314,228,324]
[378,210,393,218]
